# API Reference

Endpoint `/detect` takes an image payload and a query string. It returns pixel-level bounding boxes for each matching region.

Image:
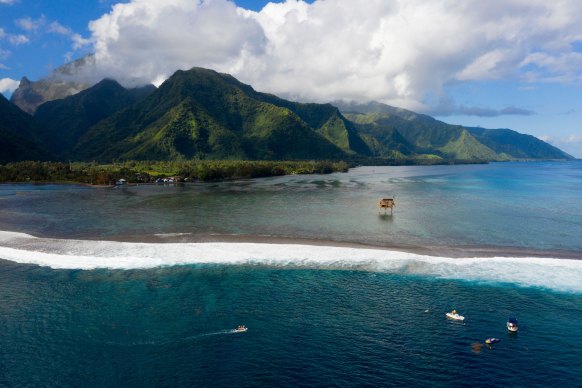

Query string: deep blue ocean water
[1,161,582,386]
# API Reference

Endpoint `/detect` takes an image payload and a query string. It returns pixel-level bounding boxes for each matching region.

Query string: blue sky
[1,0,581,157]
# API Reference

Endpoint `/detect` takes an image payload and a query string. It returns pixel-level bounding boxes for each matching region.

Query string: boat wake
[1,231,582,293]
[101,330,242,348]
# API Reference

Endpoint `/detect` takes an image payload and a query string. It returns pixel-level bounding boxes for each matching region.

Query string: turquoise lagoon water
[1,161,582,386]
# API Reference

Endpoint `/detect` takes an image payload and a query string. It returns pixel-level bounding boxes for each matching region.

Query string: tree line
[0,160,350,185]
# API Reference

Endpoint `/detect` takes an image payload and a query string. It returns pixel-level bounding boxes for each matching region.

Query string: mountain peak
[19,76,31,86]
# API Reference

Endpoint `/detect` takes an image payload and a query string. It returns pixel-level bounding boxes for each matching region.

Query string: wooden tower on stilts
[378,198,395,214]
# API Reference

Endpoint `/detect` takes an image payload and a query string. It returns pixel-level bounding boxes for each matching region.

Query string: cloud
[539,134,582,157]
[426,95,535,117]
[545,134,582,145]
[462,106,534,117]
[499,107,536,116]
[67,0,582,110]
[72,33,91,50]
[1,26,29,53]
[0,77,19,94]
[7,34,28,45]
[563,134,582,145]
[431,104,535,117]
[75,0,265,87]
[48,21,72,36]
[15,16,46,32]
[0,0,18,4]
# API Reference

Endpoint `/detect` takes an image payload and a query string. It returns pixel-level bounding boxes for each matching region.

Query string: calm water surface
[1,161,581,251]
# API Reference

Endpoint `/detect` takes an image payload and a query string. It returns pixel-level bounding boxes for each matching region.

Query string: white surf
[1,231,581,293]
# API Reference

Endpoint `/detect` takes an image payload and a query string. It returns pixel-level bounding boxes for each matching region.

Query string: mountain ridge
[0,94,51,163]
[335,101,573,161]
[1,67,574,163]
[73,68,350,161]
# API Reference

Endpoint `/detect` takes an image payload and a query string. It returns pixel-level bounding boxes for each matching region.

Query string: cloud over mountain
[69,0,582,111]
[0,77,19,94]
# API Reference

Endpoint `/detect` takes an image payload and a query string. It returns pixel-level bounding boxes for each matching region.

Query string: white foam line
[1,231,582,293]
[153,233,193,237]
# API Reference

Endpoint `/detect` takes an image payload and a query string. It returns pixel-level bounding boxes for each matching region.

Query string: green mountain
[34,79,156,158]
[2,66,572,164]
[0,94,50,163]
[344,113,416,158]
[246,91,371,156]
[336,101,573,160]
[74,68,353,161]
[467,127,573,160]
[344,111,499,160]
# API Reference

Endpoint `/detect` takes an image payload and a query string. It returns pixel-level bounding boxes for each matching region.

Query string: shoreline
[7,229,582,260]
[104,233,582,260]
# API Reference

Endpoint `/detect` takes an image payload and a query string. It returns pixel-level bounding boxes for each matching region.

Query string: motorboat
[485,338,500,344]
[233,325,248,333]
[446,310,465,321]
[507,317,518,332]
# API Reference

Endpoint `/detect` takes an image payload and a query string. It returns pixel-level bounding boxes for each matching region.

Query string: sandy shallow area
[89,231,582,260]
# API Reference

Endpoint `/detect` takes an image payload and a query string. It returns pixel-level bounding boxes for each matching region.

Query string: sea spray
[2,231,582,293]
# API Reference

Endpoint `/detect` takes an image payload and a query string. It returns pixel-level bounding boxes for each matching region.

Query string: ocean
[1,161,581,386]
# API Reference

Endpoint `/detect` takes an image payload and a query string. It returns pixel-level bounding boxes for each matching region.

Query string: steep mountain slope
[336,101,572,160]
[467,127,574,160]
[10,56,94,114]
[247,91,371,156]
[345,111,499,160]
[3,64,572,163]
[34,79,156,158]
[345,113,417,158]
[74,68,350,161]
[0,94,50,163]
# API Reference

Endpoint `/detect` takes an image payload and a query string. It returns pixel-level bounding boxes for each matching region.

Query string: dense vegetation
[338,102,574,161]
[0,160,350,185]
[0,94,50,163]
[73,68,354,161]
[34,79,155,158]
[0,66,573,171]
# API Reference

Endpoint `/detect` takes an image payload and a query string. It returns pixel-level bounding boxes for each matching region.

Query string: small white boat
[446,310,465,321]
[233,325,248,333]
[507,318,518,332]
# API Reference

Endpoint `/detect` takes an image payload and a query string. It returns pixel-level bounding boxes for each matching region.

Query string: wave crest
[1,231,581,293]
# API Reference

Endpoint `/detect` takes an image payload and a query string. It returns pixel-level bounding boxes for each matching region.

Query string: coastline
[3,228,582,261]
[92,232,582,260]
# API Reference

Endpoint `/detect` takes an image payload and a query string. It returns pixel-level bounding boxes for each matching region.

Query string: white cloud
[7,34,28,45]
[15,16,46,32]
[539,133,582,157]
[0,77,19,94]
[0,0,18,4]
[564,134,582,144]
[48,21,72,36]
[1,26,28,58]
[72,33,91,50]
[71,0,582,109]
[77,0,265,87]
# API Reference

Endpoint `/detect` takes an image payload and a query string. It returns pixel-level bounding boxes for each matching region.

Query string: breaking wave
[1,231,582,293]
